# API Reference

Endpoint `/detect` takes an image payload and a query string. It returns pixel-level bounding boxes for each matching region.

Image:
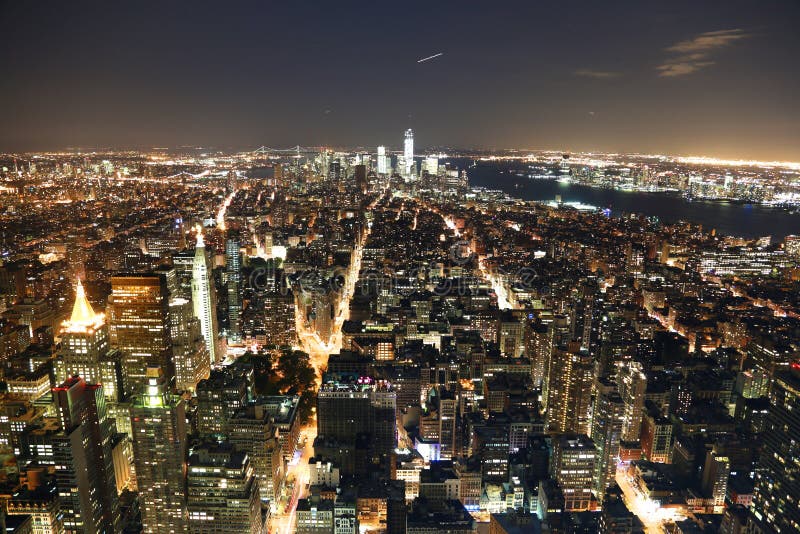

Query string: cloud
[657,29,750,77]
[574,69,620,79]
[656,60,715,77]
[666,29,750,54]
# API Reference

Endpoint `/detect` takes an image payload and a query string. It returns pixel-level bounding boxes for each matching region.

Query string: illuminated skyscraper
[545,344,593,435]
[130,366,189,533]
[550,434,597,512]
[108,273,173,396]
[192,231,219,365]
[187,441,262,534]
[404,129,414,178]
[225,234,242,344]
[750,367,800,532]
[377,145,388,175]
[590,378,625,495]
[169,297,210,392]
[52,376,120,533]
[55,279,122,402]
[701,449,730,512]
[423,156,438,176]
[616,361,647,442]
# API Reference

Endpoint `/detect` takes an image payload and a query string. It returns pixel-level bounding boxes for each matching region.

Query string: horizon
[2,1,799,160]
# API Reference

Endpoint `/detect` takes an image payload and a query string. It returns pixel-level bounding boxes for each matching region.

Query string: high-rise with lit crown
[192,230,219,365]
[130,366,189,533]
[55,279,122,402]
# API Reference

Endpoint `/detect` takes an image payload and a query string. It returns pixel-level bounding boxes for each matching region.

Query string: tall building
[192,231,220,365]
[52,376,120,533]
[130,366,189,533]
[226,405,284,509]
[701,449,730,512]
[169,297,210,392]
[316,373,396,471]
[616,361,647,442]
[545,344,593,434]
[187,441,262,534]
[377,146,388,175]
[196,369,249,435]
[225,234,242,344]
[591,378,625,495]
[297,496,335,533]
[403,129,414,178]
[108,273,173,396]
[750,367,800,532]
[550,434,597,512]
[55,279,122,402]
[438,389,457,460]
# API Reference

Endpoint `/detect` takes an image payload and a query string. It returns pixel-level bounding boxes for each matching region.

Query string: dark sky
[2,0,799,160]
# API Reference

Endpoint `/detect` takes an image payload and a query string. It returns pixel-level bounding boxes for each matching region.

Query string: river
[459,160,800,240]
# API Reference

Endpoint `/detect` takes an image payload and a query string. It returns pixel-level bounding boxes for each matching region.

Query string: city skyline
[2,1,799,160]
[1,2,799,533]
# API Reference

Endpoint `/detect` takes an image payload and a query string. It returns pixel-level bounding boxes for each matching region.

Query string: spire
[196,225,205,248]
[70,279,97,325]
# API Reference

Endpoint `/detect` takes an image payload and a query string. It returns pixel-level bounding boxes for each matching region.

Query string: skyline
[2,1,799,160]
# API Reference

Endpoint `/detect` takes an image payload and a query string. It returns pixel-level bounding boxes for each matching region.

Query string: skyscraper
[545,344,593,435]
[52,376,120,533]
[192,231,219,365]
[55,279,122,402]
[701,449,730,512]
[750,366,800,532]
[225,234,242,344]
[550,434,597,512]
[187,441,262,534]
[377,145,388,175]
[130,366,189,533]
[616,361,647,443]
[403,129,414,178]
[108,273,173,396]
[591,378,625,495]
[316,373,396,472]
[226,405,285,508]
[169,297,210,392]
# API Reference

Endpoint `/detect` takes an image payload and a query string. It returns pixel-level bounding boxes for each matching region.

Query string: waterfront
[463,160,800,240]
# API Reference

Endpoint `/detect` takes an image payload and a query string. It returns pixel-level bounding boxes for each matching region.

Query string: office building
[108,273,173,395]
[591,379,625,494]
[52,376,120,533]
[169,297,210,392]
[377,146,388,175]
[404,129,414,178]
[550,434,596,512]
[55,279,122,402]
[316,373,396,471]
[192,231,220,365]
[130,366,188,533]
[546,345,593,434]
[750,367,800,532]
[187,441,262,534]
[226,234,242,344]
[617,361,647,442]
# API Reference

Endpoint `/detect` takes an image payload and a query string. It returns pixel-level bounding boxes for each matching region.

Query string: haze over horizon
[2,0,799,161]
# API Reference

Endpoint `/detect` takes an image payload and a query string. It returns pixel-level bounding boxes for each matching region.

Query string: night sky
[2,1,799,160]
